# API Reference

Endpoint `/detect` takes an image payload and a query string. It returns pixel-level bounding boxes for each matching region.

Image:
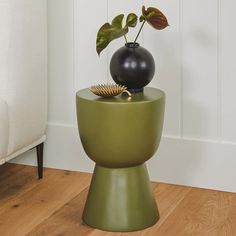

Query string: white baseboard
[12,123,236,193]
[11,123,94,173]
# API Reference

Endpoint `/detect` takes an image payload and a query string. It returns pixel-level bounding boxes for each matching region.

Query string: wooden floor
[1,164,236,236]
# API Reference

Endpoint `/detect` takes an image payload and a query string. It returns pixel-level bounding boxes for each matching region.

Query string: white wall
[13,0,236,192]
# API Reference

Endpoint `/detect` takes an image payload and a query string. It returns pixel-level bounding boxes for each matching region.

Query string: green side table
[76,87,165,232]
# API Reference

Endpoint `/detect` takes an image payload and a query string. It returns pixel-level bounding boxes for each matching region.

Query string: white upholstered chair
[0,0,47,178]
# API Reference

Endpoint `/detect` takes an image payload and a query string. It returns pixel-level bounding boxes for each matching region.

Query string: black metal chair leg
[36,143,44,179]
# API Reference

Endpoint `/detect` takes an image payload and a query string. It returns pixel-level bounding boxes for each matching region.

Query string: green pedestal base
[83,164,159,232]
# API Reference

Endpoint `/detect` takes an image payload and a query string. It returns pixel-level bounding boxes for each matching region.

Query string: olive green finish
[83,164,159,232]
[76,87,165,232]
[76,87,165,168]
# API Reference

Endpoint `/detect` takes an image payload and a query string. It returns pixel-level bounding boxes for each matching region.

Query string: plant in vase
[96,6,169,93]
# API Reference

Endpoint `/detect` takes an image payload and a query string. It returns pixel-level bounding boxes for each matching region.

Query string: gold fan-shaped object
[90,84,131,98]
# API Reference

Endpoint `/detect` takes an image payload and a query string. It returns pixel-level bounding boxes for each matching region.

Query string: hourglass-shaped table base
[76,87,165,232]
[83,163,159,232]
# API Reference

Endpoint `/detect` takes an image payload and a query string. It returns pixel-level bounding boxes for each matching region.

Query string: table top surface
[76,87,165,104]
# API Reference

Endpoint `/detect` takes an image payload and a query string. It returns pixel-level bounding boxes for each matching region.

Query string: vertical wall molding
[217,0,222,142]
[72,0,76,125]
[179,0,184,138]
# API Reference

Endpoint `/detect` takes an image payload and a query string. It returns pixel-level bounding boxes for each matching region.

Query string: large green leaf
[142,6,169,30]
[96,20,128,55]
[126,13,138,27]
[96,24,111,56]
[112,14,124,28]
[96,13,139,55]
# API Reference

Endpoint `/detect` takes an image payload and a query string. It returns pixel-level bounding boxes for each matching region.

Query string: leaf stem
[124,34,128,43]
[134,20,146,43]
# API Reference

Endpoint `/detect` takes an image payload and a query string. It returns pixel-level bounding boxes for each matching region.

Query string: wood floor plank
[0,164,51,205]
[121,183,192,236]
[0,165,91,236]
[154,188,236,236]
[0,163,24,178]
[27,188,95,236]
[89,230,122,236]
[27,188,122,236]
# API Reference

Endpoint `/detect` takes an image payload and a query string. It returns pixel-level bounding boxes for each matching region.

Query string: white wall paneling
[143,0,182,136]
[13,0,236,192]
[74,0,108,90]
[182,0,218,139]
[47,0,75,124]
[221,0,236,142]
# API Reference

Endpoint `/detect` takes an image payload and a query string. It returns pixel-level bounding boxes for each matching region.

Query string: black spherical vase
[110,42,155,93]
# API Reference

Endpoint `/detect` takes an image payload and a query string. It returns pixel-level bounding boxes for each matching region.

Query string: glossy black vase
[110,42,155,93]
